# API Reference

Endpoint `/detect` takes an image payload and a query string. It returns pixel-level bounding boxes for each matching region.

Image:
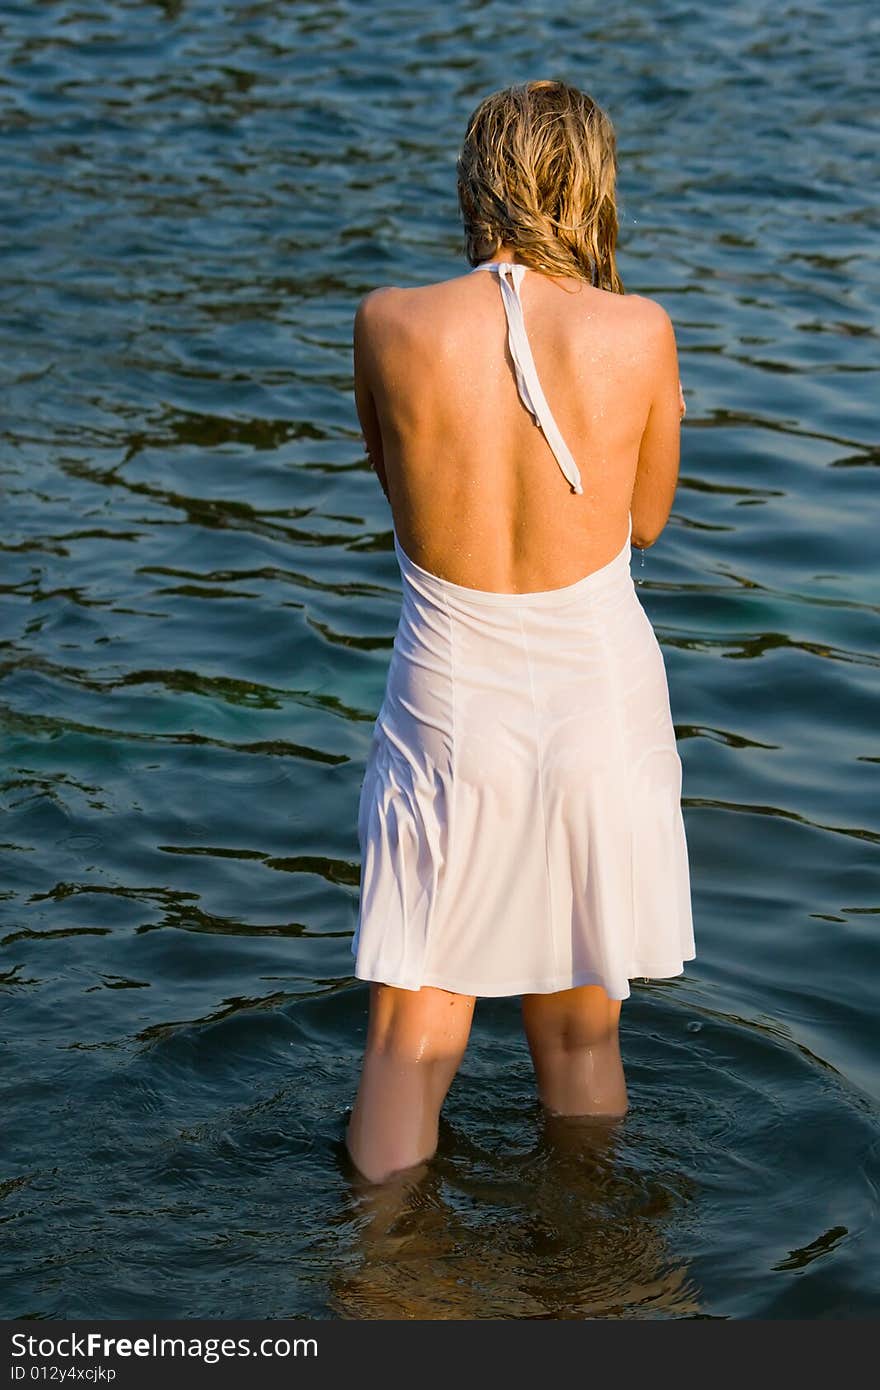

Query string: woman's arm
[353,293,391,505]
[630,300,684,549]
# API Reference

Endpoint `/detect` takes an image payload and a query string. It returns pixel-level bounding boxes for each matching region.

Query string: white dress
[351,260,695,999]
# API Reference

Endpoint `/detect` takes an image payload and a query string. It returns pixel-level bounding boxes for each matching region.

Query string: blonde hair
[456,79,624,293]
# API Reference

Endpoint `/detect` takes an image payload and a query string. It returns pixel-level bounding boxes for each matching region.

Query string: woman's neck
[482,242,526,265]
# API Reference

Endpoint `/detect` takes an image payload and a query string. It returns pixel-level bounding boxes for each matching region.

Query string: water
[1,0,878,1320]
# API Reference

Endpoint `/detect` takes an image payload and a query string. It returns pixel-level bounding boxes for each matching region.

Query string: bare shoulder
[354,284,400,335]
[355,279,457,363]
[354,283,426,356]
[620,292,677,348]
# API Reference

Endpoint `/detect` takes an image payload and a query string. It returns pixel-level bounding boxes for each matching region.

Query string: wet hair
[456,79,623,293]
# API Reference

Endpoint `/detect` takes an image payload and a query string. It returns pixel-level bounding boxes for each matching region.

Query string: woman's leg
[520,983,628,1118]
[346,981,476,1185]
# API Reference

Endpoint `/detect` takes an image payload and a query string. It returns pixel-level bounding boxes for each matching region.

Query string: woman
[346,79,695,1185]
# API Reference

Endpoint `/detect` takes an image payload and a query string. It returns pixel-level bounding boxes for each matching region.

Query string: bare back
[353,254,683,592]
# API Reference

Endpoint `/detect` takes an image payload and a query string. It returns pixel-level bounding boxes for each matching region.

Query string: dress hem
[352,953,696,1001]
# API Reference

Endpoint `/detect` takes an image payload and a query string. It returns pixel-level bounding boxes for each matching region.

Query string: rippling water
[1,0,878,1320]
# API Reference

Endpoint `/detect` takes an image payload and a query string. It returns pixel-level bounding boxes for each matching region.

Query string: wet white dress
[351,260,695,999]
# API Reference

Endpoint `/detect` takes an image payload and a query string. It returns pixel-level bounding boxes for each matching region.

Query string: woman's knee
[347,985,475,1185]
[521,984,621,1053]
[365,982,475,1066]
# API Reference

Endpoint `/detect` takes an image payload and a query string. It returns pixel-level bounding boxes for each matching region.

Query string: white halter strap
[471,260,584,496]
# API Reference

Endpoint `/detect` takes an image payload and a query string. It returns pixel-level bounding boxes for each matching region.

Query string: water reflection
[332,1108,702,1318]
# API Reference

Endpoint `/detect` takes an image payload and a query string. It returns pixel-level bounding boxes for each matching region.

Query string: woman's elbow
[630,501,675,551]
[631,524,663,551]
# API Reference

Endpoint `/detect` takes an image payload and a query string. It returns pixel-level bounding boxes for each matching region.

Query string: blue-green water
[1,0,878,1319]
